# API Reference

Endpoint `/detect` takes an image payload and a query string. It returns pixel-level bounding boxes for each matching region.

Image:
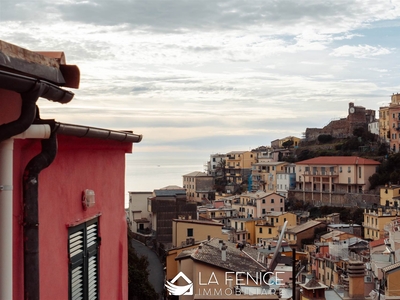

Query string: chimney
[207,235,211,241]
[221,244,227,261]
[199,243,203,250]
[219,239,223,250]
[347,261,365,299]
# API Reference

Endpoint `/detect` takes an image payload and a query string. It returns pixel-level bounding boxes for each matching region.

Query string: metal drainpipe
[23,129,57,300]
[0,84,43,300]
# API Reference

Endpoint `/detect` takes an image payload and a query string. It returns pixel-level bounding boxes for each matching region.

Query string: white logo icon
[165,271,193,296]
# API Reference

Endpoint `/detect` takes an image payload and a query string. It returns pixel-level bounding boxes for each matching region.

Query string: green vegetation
[369,153,400,190]
[280,127,387,166]
[282,139,294,148]
[128,232,159,300]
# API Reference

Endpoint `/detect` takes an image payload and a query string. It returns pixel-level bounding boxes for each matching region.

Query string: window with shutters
[68,217,99,300]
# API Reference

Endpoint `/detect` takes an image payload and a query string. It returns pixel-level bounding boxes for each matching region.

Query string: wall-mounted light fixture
[82,189,95,210]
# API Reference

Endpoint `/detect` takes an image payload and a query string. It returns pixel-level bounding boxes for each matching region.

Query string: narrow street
[131,239,165,298]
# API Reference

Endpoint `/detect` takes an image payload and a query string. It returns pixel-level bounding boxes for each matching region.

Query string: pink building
[0,40,142,299]
[292,156,380,206]
[232,191,285,218]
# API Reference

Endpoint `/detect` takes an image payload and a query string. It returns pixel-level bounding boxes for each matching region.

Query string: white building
[368,121,379,136]
[207,153,226,176]
[276,163,296,197]
[127,191,153,234]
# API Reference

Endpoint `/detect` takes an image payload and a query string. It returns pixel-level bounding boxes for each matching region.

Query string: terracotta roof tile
[370,238,385,248]
[296,156,380,166]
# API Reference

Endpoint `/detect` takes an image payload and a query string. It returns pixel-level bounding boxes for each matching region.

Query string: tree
[282,139,294,149]
[214,159,227,193]
[369,153,400,189]
[128,234,159,300]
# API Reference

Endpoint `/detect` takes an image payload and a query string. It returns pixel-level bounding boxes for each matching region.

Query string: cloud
[2,0,400,159]
[330,44,392,58]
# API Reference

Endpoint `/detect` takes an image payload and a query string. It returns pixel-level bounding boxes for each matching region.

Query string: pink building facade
[0,40,142,299]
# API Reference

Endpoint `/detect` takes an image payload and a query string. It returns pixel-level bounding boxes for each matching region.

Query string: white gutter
[0,124,51,300]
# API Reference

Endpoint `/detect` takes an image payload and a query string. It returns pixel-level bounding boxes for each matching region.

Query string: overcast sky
[1,0,400,155]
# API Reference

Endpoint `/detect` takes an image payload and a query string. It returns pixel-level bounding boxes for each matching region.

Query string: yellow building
[172,219,227,248]
[319,230,356,243]
[363,208,398,240]
[166,242,200,282]
[380,184,400,207]
[232,191,285,218]
[382,262,400,297]
[230,217,259,244]
[271,136,301,149]
[198,206,237,226]
[182,171,214,203]
[255,212,297,244]
[389,93,400,153]
[225,151,256,186]
[251,161,288,192]
[379,106,390,143]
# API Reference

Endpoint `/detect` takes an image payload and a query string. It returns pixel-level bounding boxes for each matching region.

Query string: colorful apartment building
[182,171,214,203]
[172,219,226,247]
[380,184,400,207]
[276,163,296,197]
[388,93,400,153]
[147,186,197,245]
[379,105,390,143]
[127,191,153,234]
[225,151,256,188]
[284,220,326,250]
[363,208,398,240]
[232,191,285,218]
[197,205,237,226]
[229,217,261,244]
[255,212,297,244]
[270,136,301,149]
[0,40,142,300]
[207,153,226,176]
[381,263,400,298]
[384,217,400,262]
[251,161,288,192]
[292,156,380,206]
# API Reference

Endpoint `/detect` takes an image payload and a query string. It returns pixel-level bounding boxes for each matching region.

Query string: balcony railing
[362,222,377,229]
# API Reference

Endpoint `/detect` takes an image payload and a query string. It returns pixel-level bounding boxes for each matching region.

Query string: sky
[1,0,400,157]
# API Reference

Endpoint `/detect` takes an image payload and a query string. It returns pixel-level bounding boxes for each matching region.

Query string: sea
[124,151,207,207]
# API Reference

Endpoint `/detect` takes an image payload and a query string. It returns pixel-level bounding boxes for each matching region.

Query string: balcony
[362,222,377,230]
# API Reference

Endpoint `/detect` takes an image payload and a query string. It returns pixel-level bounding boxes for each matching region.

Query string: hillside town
[128,95,400,299]
[1,36,400,300]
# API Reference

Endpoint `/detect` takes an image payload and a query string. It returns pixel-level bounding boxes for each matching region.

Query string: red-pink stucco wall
[13,135,132,300]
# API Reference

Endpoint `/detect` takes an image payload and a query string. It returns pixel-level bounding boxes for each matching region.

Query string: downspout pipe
[0,84,43,300]
[0,125,51,300]
[0,74,73,299]
[23,129,57,300]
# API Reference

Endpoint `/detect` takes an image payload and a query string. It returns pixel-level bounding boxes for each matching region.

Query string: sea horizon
[124,151,208,207]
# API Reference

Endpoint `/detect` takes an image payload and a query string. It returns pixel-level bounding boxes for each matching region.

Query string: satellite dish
[268,221,288,272]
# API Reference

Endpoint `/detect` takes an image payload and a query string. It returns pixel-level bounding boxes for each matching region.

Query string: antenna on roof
[268,221,289,272]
